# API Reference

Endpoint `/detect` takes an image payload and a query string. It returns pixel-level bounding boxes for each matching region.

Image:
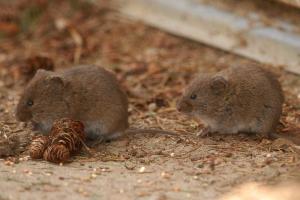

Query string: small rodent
[16,65,177,142]
[176,64,285,139]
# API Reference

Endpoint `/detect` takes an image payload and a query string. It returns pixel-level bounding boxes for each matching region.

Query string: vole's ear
[46,75,65,88]
[210,75,228,95]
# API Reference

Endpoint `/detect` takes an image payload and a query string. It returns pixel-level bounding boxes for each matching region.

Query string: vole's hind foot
[196,127,211,137]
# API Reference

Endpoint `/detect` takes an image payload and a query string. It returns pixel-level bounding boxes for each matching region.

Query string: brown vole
[16,65,177,141]
[177,64,284,138]
[16,65,129,141]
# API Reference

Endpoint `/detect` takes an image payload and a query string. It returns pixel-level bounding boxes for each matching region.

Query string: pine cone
[43,144,70,163]
[43,118,85,163]
[50,118,85,147]
[52,131,82,153]
[21,56,54,81]
[29,118,85,163]
[50,118,84,138]
[29,135,50,159]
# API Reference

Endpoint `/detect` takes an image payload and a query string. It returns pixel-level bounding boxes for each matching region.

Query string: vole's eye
[190,94,197,100]
[27,100,34,106]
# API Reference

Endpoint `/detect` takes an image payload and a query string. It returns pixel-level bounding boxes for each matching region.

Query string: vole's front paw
[196,127,211,137]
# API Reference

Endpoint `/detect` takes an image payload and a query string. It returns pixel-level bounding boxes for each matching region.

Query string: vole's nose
[176,99,193,113]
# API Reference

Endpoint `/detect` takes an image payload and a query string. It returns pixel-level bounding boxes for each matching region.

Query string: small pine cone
[48,118,86,158]
[50,119,70,137]
[51,118,85,139]
[29,135,50,159]
[52,130,83,153]
[20,56,54,81]
[43,144,70,163]
[53,131,77,152]
[71,120,85,136]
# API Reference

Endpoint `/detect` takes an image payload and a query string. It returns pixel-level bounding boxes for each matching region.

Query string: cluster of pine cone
[29,118,85,163]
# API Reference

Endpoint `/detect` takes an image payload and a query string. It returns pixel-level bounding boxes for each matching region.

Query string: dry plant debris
[0,122,33,157]
[29,118,86,163]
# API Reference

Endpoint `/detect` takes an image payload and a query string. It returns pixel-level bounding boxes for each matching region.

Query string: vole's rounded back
[177,64,284,137]
[16,65,129,140]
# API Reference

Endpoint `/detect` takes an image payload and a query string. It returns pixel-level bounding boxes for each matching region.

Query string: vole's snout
[15,110,31,122]
[176,99,193,113]
[15,103,32,122]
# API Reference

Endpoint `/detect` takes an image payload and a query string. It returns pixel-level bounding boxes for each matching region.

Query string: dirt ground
[0,1,300,200]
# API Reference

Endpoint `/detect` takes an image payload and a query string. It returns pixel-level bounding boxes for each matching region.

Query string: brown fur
[16,65,129,140]
[177,64,284,137]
